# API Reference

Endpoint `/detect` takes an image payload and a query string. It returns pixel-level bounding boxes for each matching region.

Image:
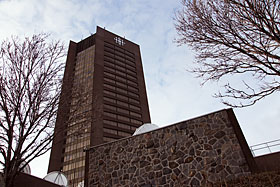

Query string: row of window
[104,51,135,67]
[104,84,139,98]
[65,136,90,147]
[64,164,85,185]
[104,77,138,92]
[104,54,136,71]
[103,128,131,137]
[63,160,85,172]
[63,156,84,167]
[67,122,90,133]
[66,131,90,144]
[64,151,86,163]
[103,136,117,142]
[104,60,136,77]
[63,159,85,175]
[104,65,137,82]
[104,96,140,106]
[104,56,136,75]
[65,139,90,153]
[104,42,135,58]
[104,104,141,118]
[104,46,135,62]
[104,71,138,87]
[66,128,91,138]
[104,111,142,125]
[103,119,137,131]
[103,88,139,102]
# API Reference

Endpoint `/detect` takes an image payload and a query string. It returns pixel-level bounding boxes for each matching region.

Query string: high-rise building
[48,27,151,186]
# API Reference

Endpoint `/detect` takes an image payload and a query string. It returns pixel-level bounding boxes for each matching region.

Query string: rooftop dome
[133,123,159,136]
[43,171,68,187]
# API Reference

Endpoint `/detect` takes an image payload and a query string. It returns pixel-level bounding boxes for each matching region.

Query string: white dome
[43,171,68,187]
[19,161,31,175]
[133,123,159,135]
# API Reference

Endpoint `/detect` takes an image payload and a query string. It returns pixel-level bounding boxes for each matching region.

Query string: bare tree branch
[0,34,65,187]
[175,0,280,107]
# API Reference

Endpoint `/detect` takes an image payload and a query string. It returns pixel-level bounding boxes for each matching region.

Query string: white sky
[0,0,279,178]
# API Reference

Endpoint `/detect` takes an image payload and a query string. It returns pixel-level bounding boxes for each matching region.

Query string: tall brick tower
[48,26,151,186]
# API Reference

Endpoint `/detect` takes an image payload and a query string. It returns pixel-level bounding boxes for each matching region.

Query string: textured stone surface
[87,110,251,186]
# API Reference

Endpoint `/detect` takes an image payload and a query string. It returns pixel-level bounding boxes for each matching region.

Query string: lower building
[85,109,266,186]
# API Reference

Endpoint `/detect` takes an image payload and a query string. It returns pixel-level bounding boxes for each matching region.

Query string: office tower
[48,27,151,186]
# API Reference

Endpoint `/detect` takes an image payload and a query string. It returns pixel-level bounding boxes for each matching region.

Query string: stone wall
[86,109,254,186]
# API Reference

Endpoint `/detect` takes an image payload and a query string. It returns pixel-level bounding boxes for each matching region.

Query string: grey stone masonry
[86,109,253,186]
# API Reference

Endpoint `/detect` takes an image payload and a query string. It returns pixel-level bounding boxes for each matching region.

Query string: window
[103,119,117,126]
[126,60,135,67]
[130,111,141,118]
[117,108,129,114]
[117,100,128,107]
[104,55,114,62]
[104,41,114,48]
[128,92,139,98]
[116,76,127,82]
[104,112,117,118]
[115,55,125,62]
[127,80,137,87]
[129,105,140,111]
[115,59,126,67]
[127,69,136,76]
[116,81,127,88]
[104,71,115,79]
[104,84,115,90]
[104,97,116,103]
[128,86,138,92]
[129,98,139,104]
[118,131,131,137]
[104,77,115,84]
[116,70,126,77]
[104,104,117,111]
[125,55,135,62]
[116,94,128,101]
[116,87,127,94]
[117,115,130,122]
[104,47,114,53]
[104,128,118,135]
[115,65,126,72]
[131,119,142,125]
[115,49,125,57]
[125,50,134,58]
[126,64,136,71]
[104,65,115,73]
[104,90,116,97]
[104,137,117,142]
[118,123,131,130]
[127,74,137,81]
[104,51,114,58]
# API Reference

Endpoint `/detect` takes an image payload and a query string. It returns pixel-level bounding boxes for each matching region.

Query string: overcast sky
[0,0,279,178]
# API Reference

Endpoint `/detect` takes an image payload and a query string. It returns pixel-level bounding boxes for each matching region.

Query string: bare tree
[0,34,65,187]
[175,0,280,107]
